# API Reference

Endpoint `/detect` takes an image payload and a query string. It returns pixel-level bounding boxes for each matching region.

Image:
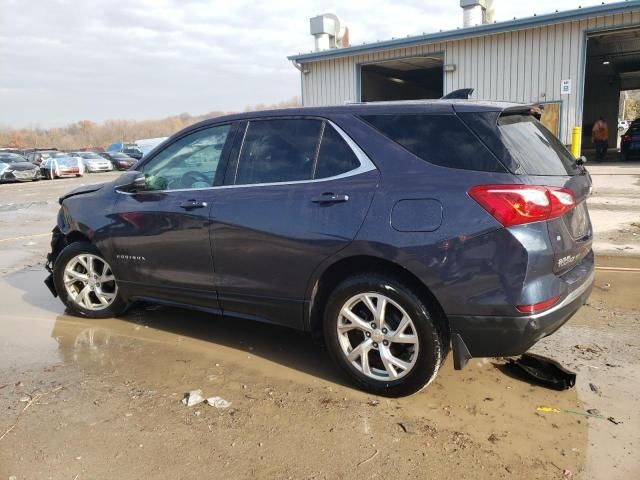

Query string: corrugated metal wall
[300,10,640,144]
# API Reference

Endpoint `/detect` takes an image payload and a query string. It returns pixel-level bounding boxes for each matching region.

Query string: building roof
[288,0,640,63]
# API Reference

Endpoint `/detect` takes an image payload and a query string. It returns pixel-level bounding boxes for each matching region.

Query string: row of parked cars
[0,143,144,183]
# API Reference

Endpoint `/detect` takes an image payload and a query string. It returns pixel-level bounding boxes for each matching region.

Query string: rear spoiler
[501,104,543,120]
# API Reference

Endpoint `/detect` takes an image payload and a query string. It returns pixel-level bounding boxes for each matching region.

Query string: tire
[323,273,448,397]
[53,241,130,319]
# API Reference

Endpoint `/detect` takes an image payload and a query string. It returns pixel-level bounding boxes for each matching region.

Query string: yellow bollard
[571,126,581,159]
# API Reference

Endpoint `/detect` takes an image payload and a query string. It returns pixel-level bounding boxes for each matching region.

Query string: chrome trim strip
[116,119,376,195]
[529,270,594,320]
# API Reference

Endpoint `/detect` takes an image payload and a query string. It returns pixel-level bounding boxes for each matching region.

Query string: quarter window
[235,119,322,185]
[360,114,504,172]
[141,124,231,191]
[315,124,361,179]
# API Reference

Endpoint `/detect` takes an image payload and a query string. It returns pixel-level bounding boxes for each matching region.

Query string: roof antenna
[441,88,474,100]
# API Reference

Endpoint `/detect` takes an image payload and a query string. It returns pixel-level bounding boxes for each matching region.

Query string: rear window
[360,114,505,172]
[497,115,580,176]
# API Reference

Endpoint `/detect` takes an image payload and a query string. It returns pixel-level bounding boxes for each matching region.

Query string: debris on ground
[206,396,231,409]
[487,433,499,444]
[505,354,576,390]
[587,409,601,416]
[589,383,601,395]
[563,468,573,477]
[536,406,604,419]
[607,416,623,425]
[367,399,379,407]
[182,389,205,407]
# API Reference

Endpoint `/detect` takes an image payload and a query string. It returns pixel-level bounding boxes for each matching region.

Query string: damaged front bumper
[44,226,66,297]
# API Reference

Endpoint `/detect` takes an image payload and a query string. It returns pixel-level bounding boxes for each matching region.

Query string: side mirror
[576,156,587,166]
[115,170,145,193]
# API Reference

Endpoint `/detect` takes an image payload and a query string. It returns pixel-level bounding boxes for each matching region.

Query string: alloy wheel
[63,254,118,311]
[336,292,419,381]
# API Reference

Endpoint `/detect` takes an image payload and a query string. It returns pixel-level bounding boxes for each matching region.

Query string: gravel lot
[0,167,638,479]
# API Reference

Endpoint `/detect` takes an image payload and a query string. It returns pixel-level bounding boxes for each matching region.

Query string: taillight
[468,184,576,227]
[622,134,631,143]
[516,295,561,314]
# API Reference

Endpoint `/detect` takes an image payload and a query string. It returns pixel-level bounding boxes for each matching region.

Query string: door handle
[311,192,350,204]
[179,199,208,210]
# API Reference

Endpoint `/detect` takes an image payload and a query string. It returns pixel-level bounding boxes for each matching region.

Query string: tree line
[0,97,300,150]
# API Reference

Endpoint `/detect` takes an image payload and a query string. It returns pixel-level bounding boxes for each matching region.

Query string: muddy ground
[0,167,638,479]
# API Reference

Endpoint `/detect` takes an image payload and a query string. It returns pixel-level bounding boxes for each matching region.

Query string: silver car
[74,152,114,173]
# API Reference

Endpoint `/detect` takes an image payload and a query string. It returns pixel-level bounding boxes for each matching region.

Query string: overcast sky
[0,0,612,127]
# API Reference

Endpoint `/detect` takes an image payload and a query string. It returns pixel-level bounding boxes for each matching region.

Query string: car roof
[183,99,528,131]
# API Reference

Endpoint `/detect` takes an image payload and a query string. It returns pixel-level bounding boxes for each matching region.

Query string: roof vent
[460,0,495,28]
[310,14,349,52]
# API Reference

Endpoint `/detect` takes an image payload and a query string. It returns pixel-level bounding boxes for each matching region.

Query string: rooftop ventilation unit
[310,13,349,52]
[460,0,495,28]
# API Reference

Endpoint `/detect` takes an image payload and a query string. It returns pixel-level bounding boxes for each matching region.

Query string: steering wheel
[181,170,211,188]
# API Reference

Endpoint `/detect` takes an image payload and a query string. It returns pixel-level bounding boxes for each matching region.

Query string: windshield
[55,157,77,167]
[0,154,26,163]
[80,152,102,159]
[497,114,580,176]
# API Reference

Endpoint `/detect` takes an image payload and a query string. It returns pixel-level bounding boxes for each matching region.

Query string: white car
[74,152,114,173]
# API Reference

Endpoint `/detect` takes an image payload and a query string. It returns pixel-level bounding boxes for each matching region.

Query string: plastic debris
[563,468,572,477]
[589,383,601,395]
[182,389,205,407]
[505,354,576,390]
[367,399,380,407]
[536,406,561,413]
[206,396,231,409]
[587,408,601,416]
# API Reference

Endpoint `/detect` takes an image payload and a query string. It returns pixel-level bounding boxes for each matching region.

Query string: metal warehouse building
[288,1,640,149]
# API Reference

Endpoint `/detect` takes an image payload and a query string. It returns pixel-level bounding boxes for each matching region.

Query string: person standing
[592,116,609,162]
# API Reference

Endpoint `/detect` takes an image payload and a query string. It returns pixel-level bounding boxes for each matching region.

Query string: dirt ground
[0,168,638,479]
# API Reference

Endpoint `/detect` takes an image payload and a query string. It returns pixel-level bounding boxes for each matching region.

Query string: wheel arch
[307,255,449,341]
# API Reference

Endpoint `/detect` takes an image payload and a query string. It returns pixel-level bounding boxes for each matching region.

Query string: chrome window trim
[117,119,376,195]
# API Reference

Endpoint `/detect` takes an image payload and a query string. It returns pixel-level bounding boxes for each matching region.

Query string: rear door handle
[179,199,208,210]
[311,192,350,204]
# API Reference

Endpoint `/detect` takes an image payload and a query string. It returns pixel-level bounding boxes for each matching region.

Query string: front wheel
[53,241,130,318]
[323,274,447,397]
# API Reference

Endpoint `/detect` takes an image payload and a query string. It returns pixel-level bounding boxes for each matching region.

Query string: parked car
[41,154,83,179]
[136,137,168,156]
[98,152,137,170]
[24,149,58,166]
[44,101,594,396]
[0,152,42,182]
[106,142,143,160]
[620,119,640,160]
[73,152,114,173]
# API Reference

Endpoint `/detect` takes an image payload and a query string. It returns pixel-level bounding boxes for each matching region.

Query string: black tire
[53,241,130,319]
[323,273,448,397]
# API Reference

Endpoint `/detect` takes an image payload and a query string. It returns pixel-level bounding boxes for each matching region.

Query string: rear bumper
[449,268,594,369]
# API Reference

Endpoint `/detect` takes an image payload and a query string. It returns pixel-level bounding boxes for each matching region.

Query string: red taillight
[468,184,576,227]
[516,295,561,314]
[622,134,631,143]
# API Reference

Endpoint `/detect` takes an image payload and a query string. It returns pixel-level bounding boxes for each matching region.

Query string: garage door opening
[582,27,640,160]
[360,56,444,102]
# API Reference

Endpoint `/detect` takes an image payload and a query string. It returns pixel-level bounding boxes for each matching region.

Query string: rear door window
[497,114,580,176]
[235,119,322,185]
[360,113,505,172]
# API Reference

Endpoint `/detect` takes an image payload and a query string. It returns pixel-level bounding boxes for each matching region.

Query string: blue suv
[45,101,594,396]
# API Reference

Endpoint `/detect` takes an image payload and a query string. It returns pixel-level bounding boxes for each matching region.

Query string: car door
[209,117,379,329]
[108,123,236,310]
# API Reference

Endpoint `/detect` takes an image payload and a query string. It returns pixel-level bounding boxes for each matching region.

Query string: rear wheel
[53,241,129,318]
[323,274,447,397]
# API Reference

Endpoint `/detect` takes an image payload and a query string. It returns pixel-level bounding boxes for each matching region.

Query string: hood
[4,162,37,171]
[59,183,105,205]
